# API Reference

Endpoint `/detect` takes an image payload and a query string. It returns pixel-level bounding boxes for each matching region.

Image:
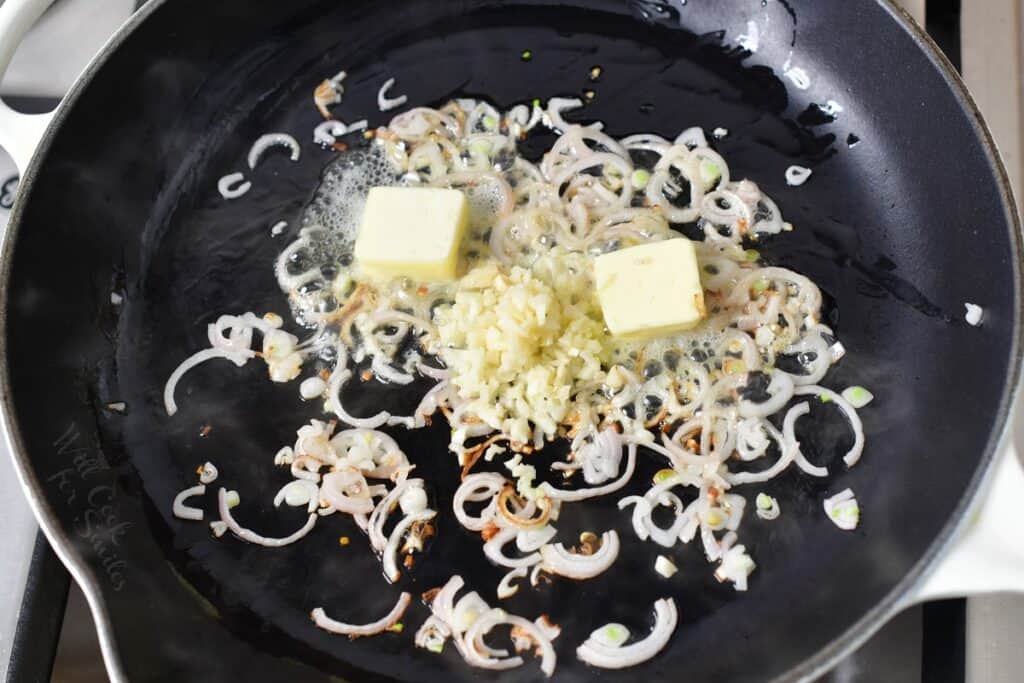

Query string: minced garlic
[435,248,609,445]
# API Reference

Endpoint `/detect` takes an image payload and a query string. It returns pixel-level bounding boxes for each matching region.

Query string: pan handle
[0,0,58,176]
[906,444,1024,603]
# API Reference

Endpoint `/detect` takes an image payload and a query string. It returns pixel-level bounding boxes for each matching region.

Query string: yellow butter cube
[595,238,706,339]
[354,187,469,281]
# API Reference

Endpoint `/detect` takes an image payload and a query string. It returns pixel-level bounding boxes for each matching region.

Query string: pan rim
[0,1,1019,682]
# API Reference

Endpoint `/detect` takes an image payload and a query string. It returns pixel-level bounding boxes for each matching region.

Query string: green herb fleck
[699,159,722,187]
[841,386,874,408]
[631,169,651,189]
[750,279,770,297]
[653,468,676,484]
[723,358,747,375]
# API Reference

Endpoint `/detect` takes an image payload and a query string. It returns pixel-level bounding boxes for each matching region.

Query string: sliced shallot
[311,592,411,638]
[274,479,319,512]
[172,484,205,521]
[465,608,557,677]
[314,119,368,147]
[217,172,251,199]
[577,598,678,669]
[217,487,316,547]
[497,567,528,599]
[538,531,619,579]
[453,473,504,531]
[383,510,436,582]
[248,133,301,169]
[578,428,624,485]
[794,385,865,466]
[484,527,542,568]
[824,488,860,530]
[378,77,408,111]
[540,444,636,502]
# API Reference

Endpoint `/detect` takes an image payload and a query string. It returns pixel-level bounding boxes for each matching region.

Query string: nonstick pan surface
[2,1,1020,681]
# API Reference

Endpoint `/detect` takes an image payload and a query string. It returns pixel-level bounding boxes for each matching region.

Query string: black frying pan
[2,1,1020,681]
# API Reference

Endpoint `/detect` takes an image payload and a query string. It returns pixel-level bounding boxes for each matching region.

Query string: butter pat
[595,238,706,338]
[354,186,469,281]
